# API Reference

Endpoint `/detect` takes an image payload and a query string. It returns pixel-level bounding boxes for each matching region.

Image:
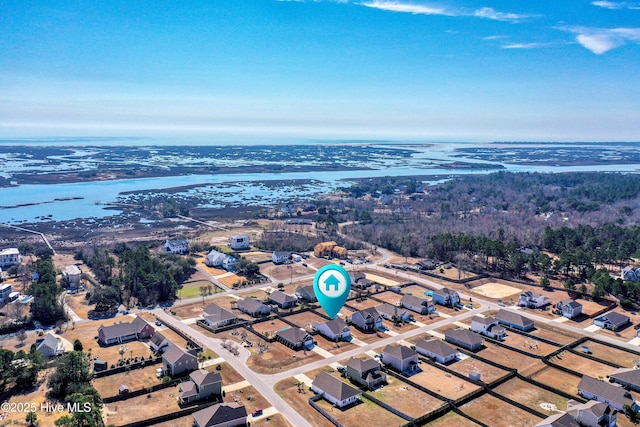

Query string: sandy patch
[472,283,521,299]
[365,273,401,287]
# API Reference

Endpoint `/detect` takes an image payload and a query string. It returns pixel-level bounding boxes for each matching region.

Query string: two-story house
[178,369,223,404]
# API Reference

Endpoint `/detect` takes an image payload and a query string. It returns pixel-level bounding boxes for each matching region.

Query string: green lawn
[179,281,218,299]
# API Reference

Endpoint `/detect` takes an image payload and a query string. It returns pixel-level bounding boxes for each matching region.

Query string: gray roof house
[276,328,314,349]
[313,318,351,341]
[311,372,362,408]
[97,316,155,346]
[150,332,169,352]
[203,303,238,329]
[609,368,640,392]
[205,249,227,267]
[295,285,317,302]
[381,344,420,374]
[414,339,458,364]
[350,307,383,331]
[267,290,298,309]
[495,309,535,331]
[593,312,630,331]
[192,403,247,427]
[236,298,270,317]
[556,299,583,319]
[444,329,484,351]
[178,369,223,405]
[375,303,411,322]
[36,333,64,358]
[166,239,189,254]
[345,357,386,390]
[399,294,434,315]
[470,316,506,340]
[578,375,639,412]
[535,399,618,427]
[162,345,198,377]
[431,288,460,307]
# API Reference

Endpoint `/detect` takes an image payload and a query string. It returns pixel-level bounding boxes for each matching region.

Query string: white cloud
[473,7,529,22]
[560,26,640,54]
[359,1,452,16]
[591,1,640,9]
[502,42,546,49]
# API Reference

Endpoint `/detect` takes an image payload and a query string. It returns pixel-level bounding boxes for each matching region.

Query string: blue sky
[1,0,639,142]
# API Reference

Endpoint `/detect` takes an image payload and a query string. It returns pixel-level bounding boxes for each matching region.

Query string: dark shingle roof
[602,312,630,327]
[150,332,167,346]
[163,345,196,365]
[375,303,408,318]
[354,307,380,319]
[321,318,349,335]
[237,298,268,313]
[496,309,534,329]
[432,287,456,298]
[346,357,380,373]
[268,290,297,305]
[203,303,237,323]
[98,316,151,340]
[472,316,497,326]
[190,369,222,387]
[578,375,634,408]
[276,327,311,344]
[609,368,640,386]
[415,338,457,359]
[400,294,428,307]
[312,372,361,401]
[193,403,246,427]
[444,329,484,347]
[383,344,417,360]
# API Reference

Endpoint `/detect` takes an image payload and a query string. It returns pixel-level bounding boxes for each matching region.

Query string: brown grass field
[103,385,182,426]
[493,378,570,411]
[548,351,615,378]
[530,367,581,397]
[251,413,293,427]
[409,365,481,400]
[348,327,388,345]
[284,311,329,332]
[577,340,640,367]
[92,365,162,397]
[262,262,313,281]
[218,274,246,286]
[3,374,72,427]
[425,411,482,427]
[345,297,380,311]
[315,395,407,427]
[459,394,543,427]
[373,291,404,305]
[501,331,558,356]
[206,362,245,385]
[252,319,292,336]
[370,375,446,418]
[246,340,324,374]
[224,385,270,415]
[529,324,581,345]
[449,356,510,384]
[65,293,94,319]
[476,342,543,376]
[312,334,359,355]
[275,377,335,427]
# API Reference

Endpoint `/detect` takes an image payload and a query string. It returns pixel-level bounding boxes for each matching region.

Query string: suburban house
[345,357,387,390]
[192,403,247,427]
[350,307,383,331]
[431,288,460,307]
[351,272,371,290]
[276,327,314,349]
[314,317,351,341]
[272,251,290,264]
[295,285,317,302]
[178,369,223,404]
[162,345,199,377]
[375,303,411,322]
[0,283,12,303]
[381,344,420,374]
[165,239,189,254]
[97,316,155,346]
[150,332,170,352]
[36,333,64,358]
[311,372,362,408]
[555,299,583,319]
[267,290,298,309]
[593,312,630,331]
[414,338,458,364]
[0,248,21,268]
[444,329,484,351]
[578,375,639,412]
[229,234,250,250]
[622,266,639,282]
[519,291,550,308]
[203,303,238,329]
[399,294,434,315]
[205,249,226,267]
[470,316,506,340]
[236,298,270,317]
[222,256,238,271]
[63,265,82,289]
[536,400,617,427]
[495,309,535,331]
[608,368,640,392]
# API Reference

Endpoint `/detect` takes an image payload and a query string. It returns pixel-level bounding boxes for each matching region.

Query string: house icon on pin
[324,274,340,292]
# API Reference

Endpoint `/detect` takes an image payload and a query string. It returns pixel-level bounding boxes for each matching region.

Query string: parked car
[251,408,263,416]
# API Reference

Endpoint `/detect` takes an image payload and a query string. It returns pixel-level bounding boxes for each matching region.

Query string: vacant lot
[450,356,510,384]
[476,342,543,376]
[103,385,181,426]
[207,362,245,385]
[548,351,614,378]
[315,395,406,427]
[364,273,403,287]
[251,414,292,427]
[373,291,404,305]
[410,364,481,400]
[313,334,359,355]
[471,283,521,299]
[531,367,581,397]
[219,273,247,286]
[285,311,329,332]
[577,340,640,367]
[93,364,161,398]
[370,375,445,418]
[66,292,94,319]
[349,326,387,345]
[502,331,558,356]
[459,394,543,427]
[262,262,312,281]
[4,376,72,427]
[225,385,270,415]
[345,297,380,311]
[425,411,481,427]
[494,378,569,412]
[275,377,334,427]
[247,340,323,374]
[529,324,580,345]
[252,319,292,336]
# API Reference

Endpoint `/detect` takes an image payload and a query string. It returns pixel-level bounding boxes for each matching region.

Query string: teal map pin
[313,264,351,319]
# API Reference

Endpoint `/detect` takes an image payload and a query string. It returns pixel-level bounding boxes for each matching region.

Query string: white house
[0,248,21,268]
[311,372,362,408]
[272,251,290,264]
[578,375,639,412]
[519,291,550,308]
[350,307,383,331]
[399,294,434,315]
[470,316,506,340]
[431,288,460,307]
[414,338,458,364]
[203,303,238,329]
[0,283,13,303]
[381,344,420,374]
[165,239,189,254]
[556,299,583,319]
[222,256,238,271]
[594,312,630,331]
[205,249,226,267]
[150,332,170,352]
[375,303,411,322]
[36,333,64,358]
[63,265,82,289]
[313,318,351,341]
[229,235,250,250]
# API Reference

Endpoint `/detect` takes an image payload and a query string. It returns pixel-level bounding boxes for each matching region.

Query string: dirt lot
[530,367,581,397]
[275,377,334,427]
[425,411,481,427]
[548,351,615,378]
[577,340,640,367]
[370,375,446,418]
[501,330,558,356]
[470,282,521,299]
[207,362,245,385]
[348,326,387,345]
[494,378,569,412]
[307,257,331,270]
[313,334,359,355]
[225,385,270,415]
[218,274,246,287]
[315,395,406,427]
[251,413,293,427]
[450,356,510,384]
[66,292,94,319]
[459,394,543,427]
[284,311,329,332]
[476,342,544,376]
[410,365,481,400]
[402,284,432,296]
[93,364,162,397]
[104,385,182,426]
[364,273,403,287]
[246,338,324,374]
[529,324,581,345]
[252,319,292,336]
[262,262,313,281]
[372,291,404,305]
[345,297,380,311]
